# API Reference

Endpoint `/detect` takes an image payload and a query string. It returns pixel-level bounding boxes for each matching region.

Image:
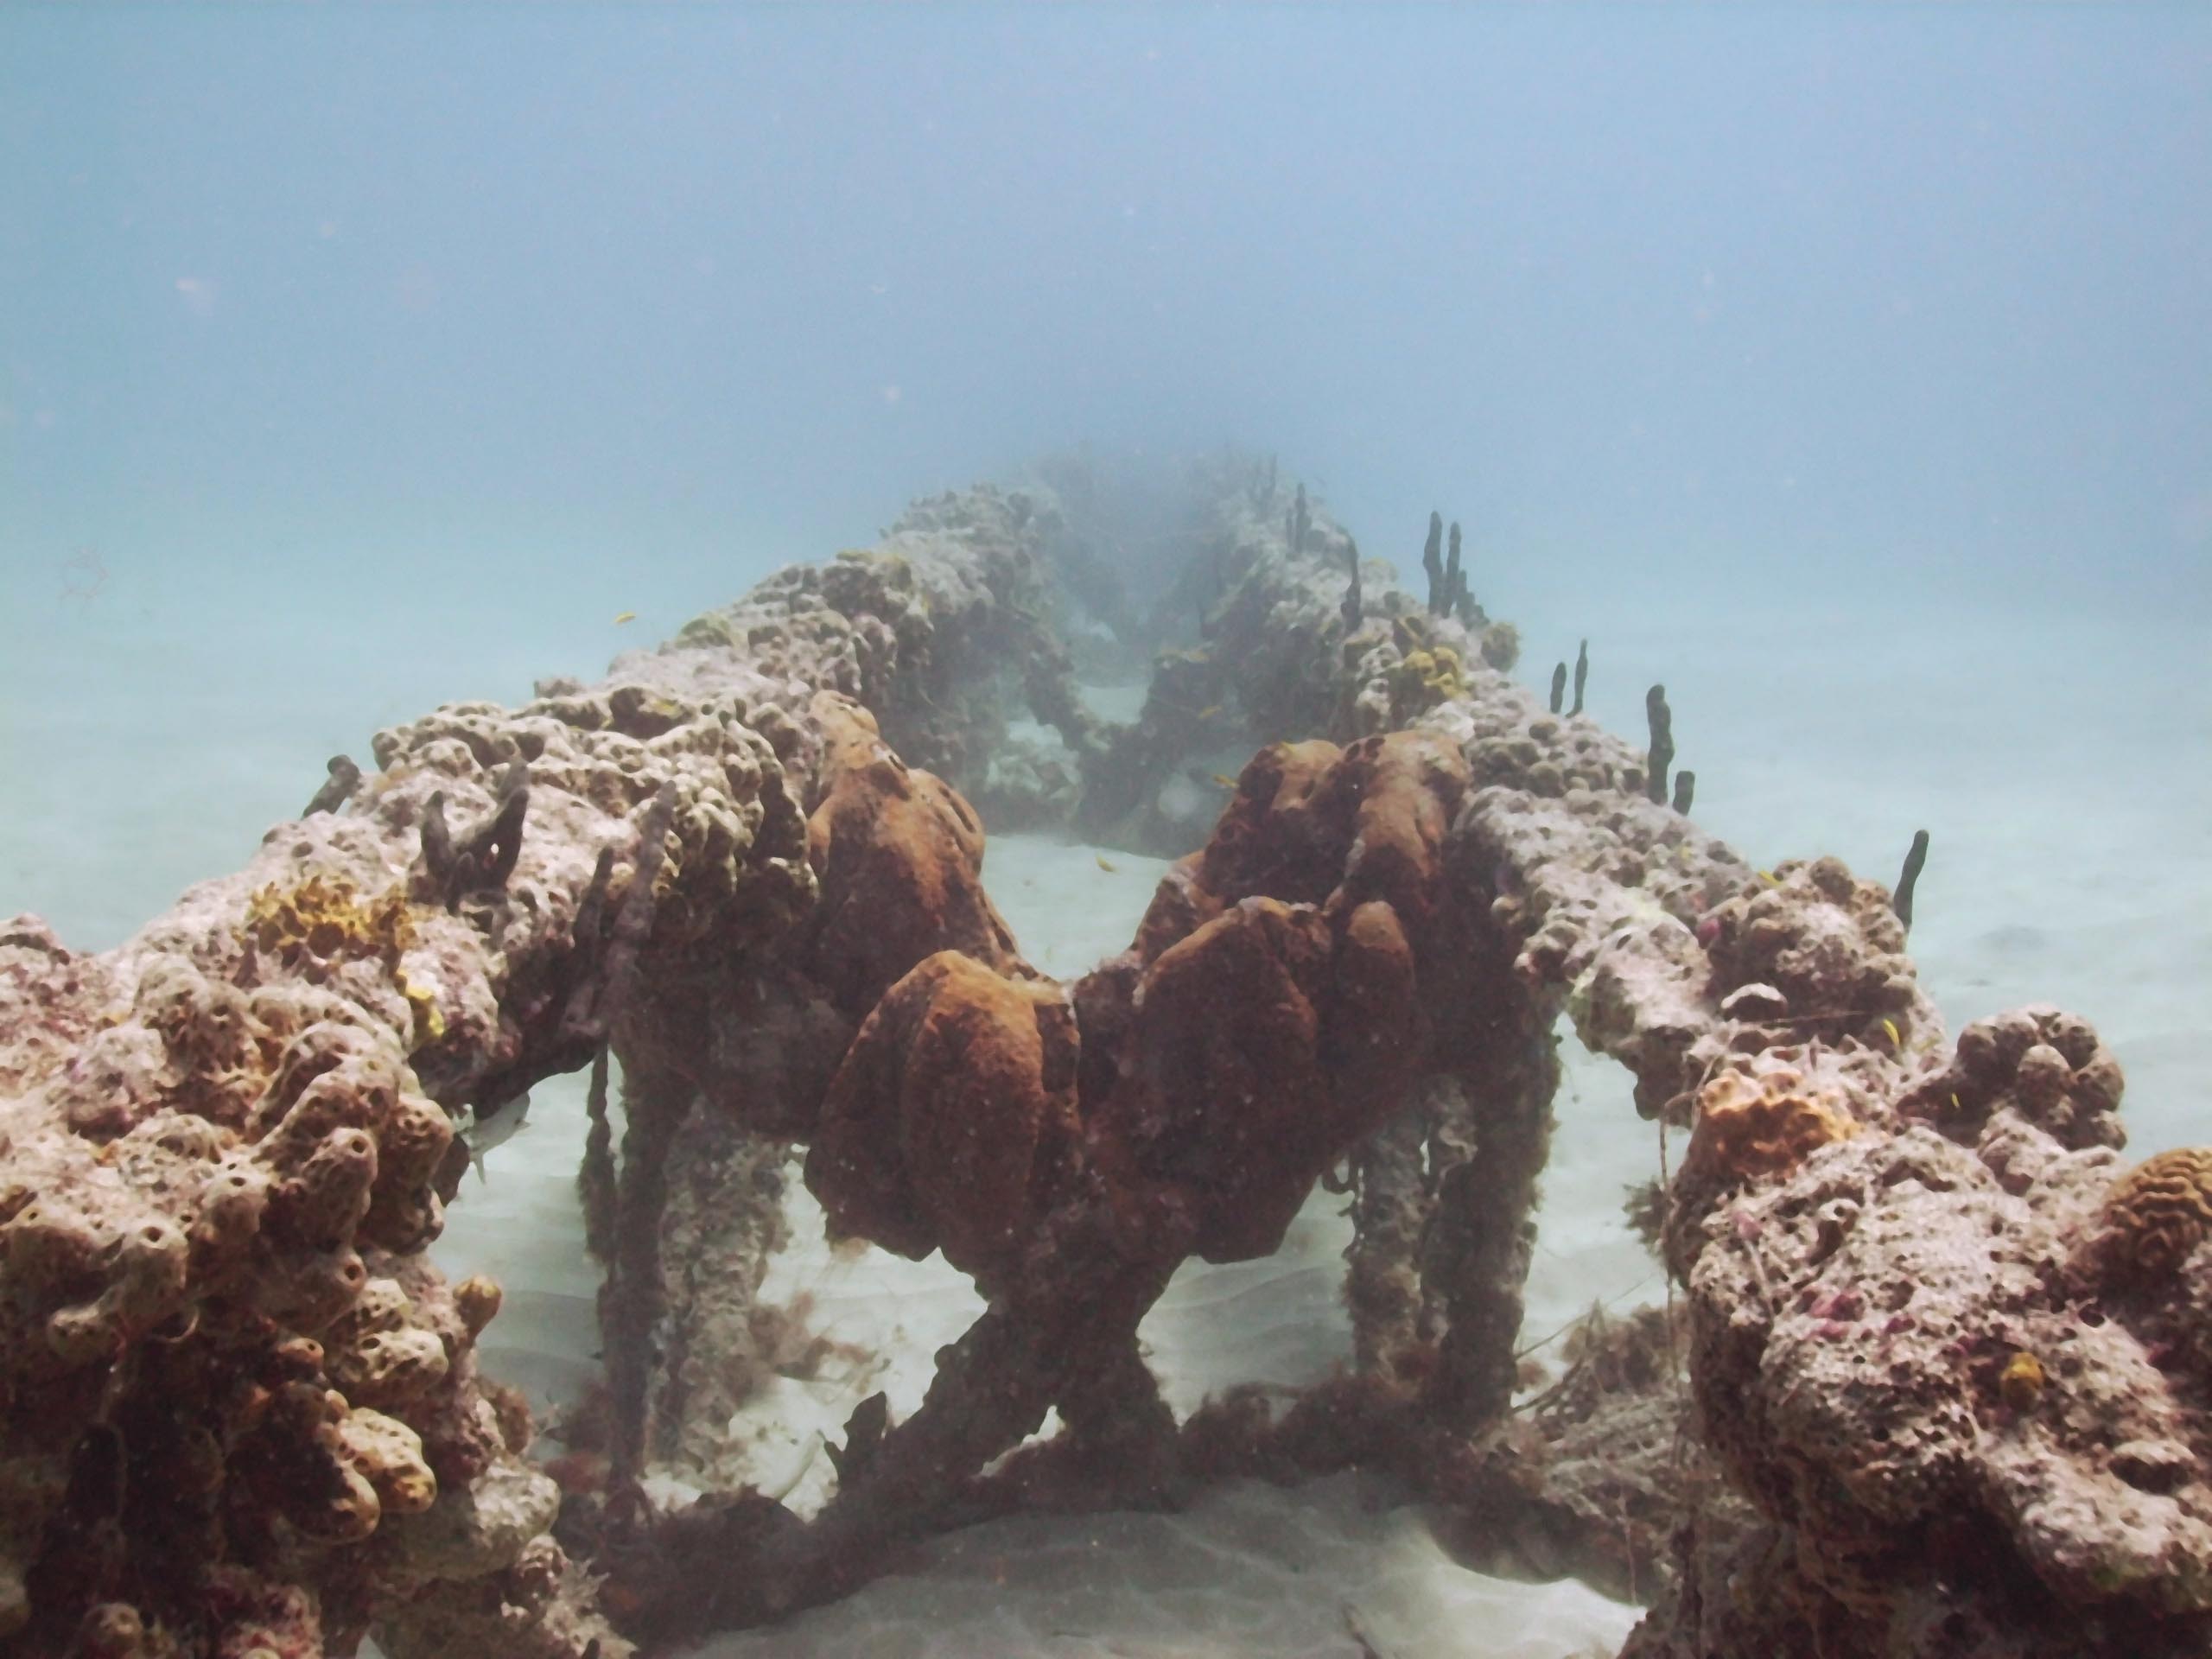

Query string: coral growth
[244,874,417,978]
[1695,856,1921,1050]
[1388,644,1468,713]
[1090,894,1418,1263]
[808,950,1079,1292]
[799,694,1024,1021]
[1900,1004,2128,1154]
[2081,1147,2212,1283]
[1676,1062,1860,1192]
[6,455,2203,1659]
[0,637,812,1655]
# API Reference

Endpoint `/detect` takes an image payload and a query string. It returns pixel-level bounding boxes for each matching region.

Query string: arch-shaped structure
[2,458,2203,1658]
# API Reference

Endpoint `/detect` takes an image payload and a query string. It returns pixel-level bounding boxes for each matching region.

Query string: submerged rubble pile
[0,459,2204,1658]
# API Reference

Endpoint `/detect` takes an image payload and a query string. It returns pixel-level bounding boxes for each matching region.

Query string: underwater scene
[3,6,2209,1657]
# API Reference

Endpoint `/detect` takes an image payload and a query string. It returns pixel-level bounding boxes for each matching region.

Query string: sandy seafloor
[3,555,2207,1656]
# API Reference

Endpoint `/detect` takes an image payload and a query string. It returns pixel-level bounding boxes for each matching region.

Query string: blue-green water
[3,9,2209,1655]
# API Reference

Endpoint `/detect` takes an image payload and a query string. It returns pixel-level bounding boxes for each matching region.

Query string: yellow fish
[613,610,638,626]
[1095,854,1118,873]
[1211,772,1237,789]
[1758,869,1780,886]
[1195,704,1224,721]
[1880,1017,1902,1050]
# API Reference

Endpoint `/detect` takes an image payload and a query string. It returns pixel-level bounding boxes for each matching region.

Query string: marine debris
[0,456,2201,1659]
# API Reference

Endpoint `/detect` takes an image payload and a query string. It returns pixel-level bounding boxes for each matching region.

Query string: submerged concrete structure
[1,455,2204,1657]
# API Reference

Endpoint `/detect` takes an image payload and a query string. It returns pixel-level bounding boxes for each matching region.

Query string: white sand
[5,565,2202,1655]
[688,1471,1631,1659]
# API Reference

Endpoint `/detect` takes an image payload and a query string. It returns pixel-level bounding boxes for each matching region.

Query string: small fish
[613,610,637,626]
[1195,704,1224,721]
[1880,1017,1902,1050]
[1095,854,1118,873]
[1210,772,1237,789]
[1758,869,1780,886]
[459,1090,533,1184]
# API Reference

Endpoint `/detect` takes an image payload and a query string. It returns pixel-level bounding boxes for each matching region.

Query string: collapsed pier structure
[2,455,2206,1658]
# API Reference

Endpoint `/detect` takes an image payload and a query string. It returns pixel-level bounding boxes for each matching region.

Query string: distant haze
[4,4,2209,619]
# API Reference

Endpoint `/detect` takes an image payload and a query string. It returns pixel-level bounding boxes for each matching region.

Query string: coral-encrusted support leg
[648,1109,792,1472]
[1347,1096,1433,1386]
[600,1058,686,1510]
[710,1205,1182,1630]
[1421,989,1561,1427]
[1051,1331,1180,1508]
